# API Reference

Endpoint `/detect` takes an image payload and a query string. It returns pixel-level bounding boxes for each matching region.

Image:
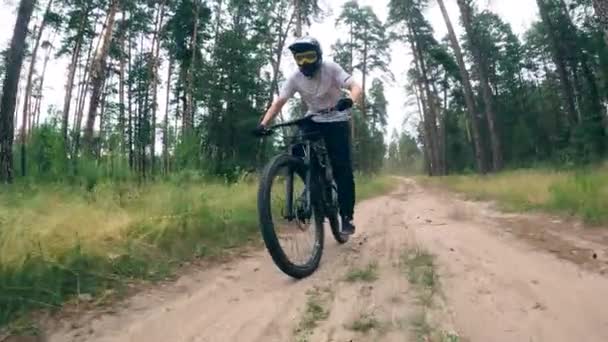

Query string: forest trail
[45,178,608,342]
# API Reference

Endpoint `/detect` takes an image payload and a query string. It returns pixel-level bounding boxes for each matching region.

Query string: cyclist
[254,36,363,235]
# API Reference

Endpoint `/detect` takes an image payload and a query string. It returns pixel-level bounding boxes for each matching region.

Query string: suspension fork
[285,142,313,220]
[285,165,294,220]
[305,143,312,209]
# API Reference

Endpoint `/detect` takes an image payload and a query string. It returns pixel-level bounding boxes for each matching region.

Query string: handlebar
[255,100,352,137]
[256,101,352,136]
[267,113,319,131]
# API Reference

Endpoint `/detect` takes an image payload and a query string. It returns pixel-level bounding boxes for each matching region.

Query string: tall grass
[421,165,608,225]
[0,174,394,327]
[548,170,608,224]
[356,173,395,199]
[0,179,260,327]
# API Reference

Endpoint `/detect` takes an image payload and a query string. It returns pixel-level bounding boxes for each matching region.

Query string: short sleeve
[330,61,355,88]
[278,74,297,100]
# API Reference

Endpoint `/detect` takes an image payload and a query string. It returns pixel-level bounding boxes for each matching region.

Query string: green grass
[401,249,439,307]
[0,175,395,329]
[298,292,330,330]
[344,261,379,283]
[356,173,395,199]
[411,312,460,342]
[294,287,333,342]
[400,248,461,342]
[420,166,608,225]
[0,179,260,328]
[410,312,433,341]
[346,313,380,333]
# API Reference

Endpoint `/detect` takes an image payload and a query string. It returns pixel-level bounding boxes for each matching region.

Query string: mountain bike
[255,110,351,279]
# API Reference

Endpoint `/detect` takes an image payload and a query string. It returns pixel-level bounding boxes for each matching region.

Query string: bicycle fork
[284,144,312,221]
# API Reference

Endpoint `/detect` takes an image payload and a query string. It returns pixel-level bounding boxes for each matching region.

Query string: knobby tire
[257,153,324,279]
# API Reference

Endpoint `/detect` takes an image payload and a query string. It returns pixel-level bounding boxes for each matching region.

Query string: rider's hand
[335,97,354,112]
[252,123,271,137]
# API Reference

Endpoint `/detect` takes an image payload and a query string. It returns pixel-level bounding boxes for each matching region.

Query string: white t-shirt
[279,60,355,122]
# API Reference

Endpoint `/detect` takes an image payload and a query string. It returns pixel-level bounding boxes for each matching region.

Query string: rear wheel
[257,154,324,279]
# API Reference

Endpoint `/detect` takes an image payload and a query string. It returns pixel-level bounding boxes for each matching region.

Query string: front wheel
[257,154,324,279]
[327,182,349,244]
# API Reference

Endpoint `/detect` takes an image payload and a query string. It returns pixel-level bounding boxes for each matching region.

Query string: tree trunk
[257,9,293,159]
[294,0,302,37]
[408,23,441,175]
[442,76,449,173]
[214,0,223,40]
[268,12,294,109]
[20,23,38,177]
[20,0,54,176]
[72,27,97,161]
[128,31,134,169]
[72,13,101,161]
[580,50,608,132]
[570,60,584,123]
[174,89,179,151]
[361,26,368,117]
[411,63,437,175]
[13,89,22,133]
[84,0,118,155]
[141,64,148,179]
[536,0,578,127]
[149,1,166,174]
[163,58,173,175]
[431,81,447,175]
[34,38,53,125]
[559,0,586,122]
[412,81,431,176]
[478,65,503,171]
[347,22,356,143]
[34,95,41,128]
[118,11,126,155]
[61,13,87,150]
[349,23,354,73]
[593,0,608,46]
[27,88,35,133]
[136,33,144,176]
[97,72,111,158]
[184,2,199,133]
[180,77,187,136]
[457,0,503,171]
[0,0,36,183]
[437,0,486,173]
[559,0,606,132]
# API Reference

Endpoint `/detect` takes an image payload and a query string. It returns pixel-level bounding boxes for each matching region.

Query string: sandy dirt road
[46,178,608,342]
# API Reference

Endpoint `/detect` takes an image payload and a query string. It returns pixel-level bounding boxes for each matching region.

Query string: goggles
[293,50,318,66]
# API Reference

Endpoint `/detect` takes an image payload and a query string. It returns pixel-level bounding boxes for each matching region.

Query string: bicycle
[255,108,351,279]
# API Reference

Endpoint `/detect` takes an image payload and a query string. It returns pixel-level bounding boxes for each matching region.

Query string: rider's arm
[260,76,296,126]
[348,81,363,108]
[260,97,288,126]
[333,61,363,109]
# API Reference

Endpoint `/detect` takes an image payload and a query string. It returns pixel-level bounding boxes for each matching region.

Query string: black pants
[300,120,355,219]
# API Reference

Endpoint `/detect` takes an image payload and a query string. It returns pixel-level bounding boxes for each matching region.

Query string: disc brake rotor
[294,191,312,231]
